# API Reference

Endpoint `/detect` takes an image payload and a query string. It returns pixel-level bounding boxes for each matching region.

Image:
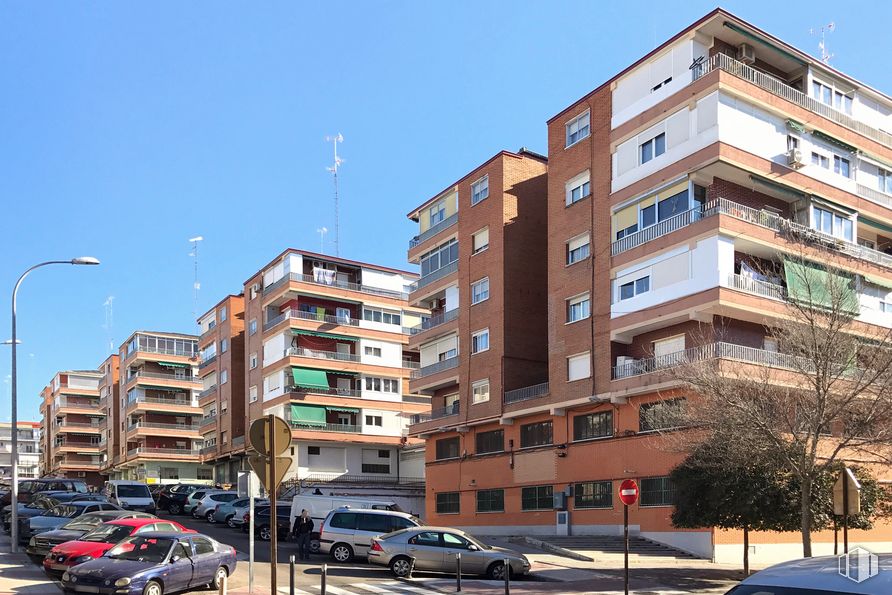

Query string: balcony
[199,354,217,369]
[126,396,198,412]
[263,273,408,301]
[200,415,217,429]
[57,422,102,432]
[408,308,458,336]
[286,347,361,363]
[409,413,432,424]
[57,397,103,413]
[264,308,359,332]
[286,383,362,398]
[430,402,459,420]
[199,324,217,342]
[128,422,200,433]
[695,52,892,149]
[504,382,550,405]
[289,421,362,434]
[125,346,196,361]
[127,447,200,457]
[856,184,892,211]
[409,212,458,249]
[199,445,217,455]
[232,435,245,448]
[126,370,200,386]
[199,384,218,399]
[409,261,458,293]
[411,356,459,379]
[723,273,787,301]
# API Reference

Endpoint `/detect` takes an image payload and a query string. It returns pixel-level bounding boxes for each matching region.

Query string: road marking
[380,581,435,593]
[277,588,314,594]
[352,583,398,593]
[308,585,366,595]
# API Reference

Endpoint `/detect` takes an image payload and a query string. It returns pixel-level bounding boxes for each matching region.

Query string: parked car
[192,490,239,521]
[368,527,530,579]
[211,497,248,527]
[156,484,205,515]
[319,507,420,562]
[2,492,103,532]
[26,510,156,560]
[288,493,404,554]
[103,481,157,513]
[18,501,122,544]
[248,504,292,541]
[724,554,892,594]
[43,518,193,577]
[60,532,237,595]
[0,477,88,507]
[228,498,268,529]
[182,489,213,516]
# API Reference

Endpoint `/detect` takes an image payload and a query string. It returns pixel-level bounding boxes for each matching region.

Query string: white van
[289,494,402,552]
[103,480,156,514]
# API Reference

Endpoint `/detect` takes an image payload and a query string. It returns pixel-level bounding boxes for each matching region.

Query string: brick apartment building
[98,354,120,476]
[0,421,41,480]
[408,8,892,564]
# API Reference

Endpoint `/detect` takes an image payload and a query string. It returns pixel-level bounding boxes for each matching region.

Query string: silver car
[320,508,420,562]
[725,554,891,594]
[192,491,240,521]
[369,527,531,580]
[230,499,269,529]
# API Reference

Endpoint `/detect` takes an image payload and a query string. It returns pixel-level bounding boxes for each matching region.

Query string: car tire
[259,525,272,541]
[167,503,181,515]
[390,556,413,578]
[206,511,215,523]
[487,561,510,581]
[330,543,353,563]
[211,566,228,590]
[226,515,236,528]
[143,580,164,595]
[191,508,200,519]
[309,538,320,554]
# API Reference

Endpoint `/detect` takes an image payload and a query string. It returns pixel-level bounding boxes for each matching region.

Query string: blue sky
[2,1,890,422]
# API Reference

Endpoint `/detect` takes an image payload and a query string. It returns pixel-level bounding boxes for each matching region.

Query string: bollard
[503,558,510,595]
[321,562,327,595]
[455,552,462,592]
[218,572,228,595]
[407,556,416,579]
[290,554,296,595]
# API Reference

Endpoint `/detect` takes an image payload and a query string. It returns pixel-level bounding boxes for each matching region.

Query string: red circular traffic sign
[619,479,639,506]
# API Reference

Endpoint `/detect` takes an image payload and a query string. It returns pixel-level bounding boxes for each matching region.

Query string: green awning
[861,273,892,291]
[290,404,327,427]
[290,329,357,342]
[141,385,183,392]
[291,368,331,389]
[859,216,892,236]
[786,119,807,134]
[722,22,807,65]
[157,361,188,369]
[748,174,806,200]
[326,406,360,414]
[811,195,856,216]
[812,129,858,154]
[784,258,859,314]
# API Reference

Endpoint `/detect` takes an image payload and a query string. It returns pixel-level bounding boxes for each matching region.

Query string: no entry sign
[619,479,639,506]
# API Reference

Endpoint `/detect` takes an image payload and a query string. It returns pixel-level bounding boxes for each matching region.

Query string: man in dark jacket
[292,508,314,561]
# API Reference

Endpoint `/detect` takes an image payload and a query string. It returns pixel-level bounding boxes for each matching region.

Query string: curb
[517,536,594,562]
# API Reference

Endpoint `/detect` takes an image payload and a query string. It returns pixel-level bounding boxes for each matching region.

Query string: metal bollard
[456,552,462,592]
[290,554,296,595]
[407,556,416,579]
[218,572,228,595]
[321,562,327,595]
[503,558,510,595]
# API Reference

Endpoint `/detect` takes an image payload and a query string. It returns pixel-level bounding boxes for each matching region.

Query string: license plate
[72,586,101,593]
[48,563,67,570]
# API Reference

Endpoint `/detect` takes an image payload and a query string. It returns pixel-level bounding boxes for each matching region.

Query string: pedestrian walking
[292,509,314,561]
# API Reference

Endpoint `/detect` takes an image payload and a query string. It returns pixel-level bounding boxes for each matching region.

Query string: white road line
[379,581,436,593]
[307,585,370,595]
[276,588,314,595]
[351,583,397,593]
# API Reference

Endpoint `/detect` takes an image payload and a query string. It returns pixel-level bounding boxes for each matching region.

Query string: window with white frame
[566,171,591,205]
[879,167,892,194]
[639,132,666,164]
[471,175,489,205]
[618,275,650,301]
[471,329,490,354]
[567,233,590,264]
[365,415,383,426]
[471,278,490,304]
[362,307,401,326]
[811,205,853,241]
[566,111,590,147]
[811,152,830,169]
[249,319,257,335]
[812,79,852,114]
[249,352,257,369]
[472,227,489,254]
[249,385,258,403]
[567,293,591,323]
[364,377,399,393]
[266,373,281,392]
[472,379,490,404]
[429,200,446,226]
[364,346,382,357]
[220,369,228,384]
[567,352,591,381]
[834,155,851,178]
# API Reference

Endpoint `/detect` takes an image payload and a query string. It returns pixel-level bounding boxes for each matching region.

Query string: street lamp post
[9,257,99,552]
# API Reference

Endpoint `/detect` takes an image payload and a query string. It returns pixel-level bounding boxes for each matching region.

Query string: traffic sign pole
[843,471,849,554]
[618,479,639,595]
[249,472,255,594]
[270,414,278,595]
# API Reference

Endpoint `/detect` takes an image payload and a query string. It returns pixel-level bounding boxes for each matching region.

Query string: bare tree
[651,248,892,557]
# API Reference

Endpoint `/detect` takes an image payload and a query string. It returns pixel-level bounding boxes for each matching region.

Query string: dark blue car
[60,531,236,595]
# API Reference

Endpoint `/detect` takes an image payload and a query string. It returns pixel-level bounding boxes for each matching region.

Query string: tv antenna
[102,296,115,355]
[810,22,835,64]
[325,133,344,256]
[316,227,328,254]
[188,236,203,324]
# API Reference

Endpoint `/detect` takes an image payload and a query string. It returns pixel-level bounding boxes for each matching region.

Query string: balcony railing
[409,261,459,293]
[263,272,408,301]
[402,394,431,404]
[430,402,460,420]
[264,308,360,332]
[57,396,100,408]
[856,184,892,210]
[127,396,196,408]
[289,421,362,433]
[57,422,102,430]
[411,356,460,379]
[409,413,432,424]
[199,445,217,455]
[723,273,787,301]
[285,383,362,398]
[128,447,201,457]
[127,370,200,384]
[232,435,245,447]
[694,52,892,149]
[199,384,218,399]
[199,355,217,369]
[128,422,200,432]
[504,382,550,404]
[55,440,101,449]
[408,308,459,335]
[126,346,197,360]
[200,415,217,428]
[199,324,217,342]
[611,202,717,255]
[286,347,361,363]
[409,212,459,249]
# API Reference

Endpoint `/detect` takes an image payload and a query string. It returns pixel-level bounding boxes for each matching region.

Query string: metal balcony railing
[409,261,459,292]
[286,347,361,363]
[198,384,218,399]
[408,308,459,335]
[504,382,550,404]
[285,383,362,398]
[409,213,459,248]
[263,272,408,301]
[611,201,718,255]
[127,396,196,408]
[411,356,460,379]
[409,413,432,424]
[856,184,892,210]
[127,370,200,384]
[430,402,460,420]
[128,422,200,432]
[200,415,217,428]
[126,346,197,360]
[232,435,245,447]
[289,421,362,433]
[694,52,892,149]
[199,354,217,369]
[128,447,201,456]
[264,308,360,332]
[723,273,787,301]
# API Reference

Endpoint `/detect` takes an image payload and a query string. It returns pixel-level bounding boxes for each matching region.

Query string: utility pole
[325,134,344,256]
[188,236,203,324]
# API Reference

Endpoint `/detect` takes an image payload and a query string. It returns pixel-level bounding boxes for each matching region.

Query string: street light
[9,257,99,551]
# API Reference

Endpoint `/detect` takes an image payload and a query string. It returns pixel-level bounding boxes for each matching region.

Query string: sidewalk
[0,535,60,594]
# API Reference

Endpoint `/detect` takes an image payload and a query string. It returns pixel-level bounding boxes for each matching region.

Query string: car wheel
[168,503,181,515]
[211,566,227,589]
[390,556,413,578]
[143,580,163,595]
[226,515,236,528]
[259,525,271,541]
[330,543,353,563]
[191,508,200,519]
[206,511,216,523]
[487,561,510,581]
[309,538,320,554]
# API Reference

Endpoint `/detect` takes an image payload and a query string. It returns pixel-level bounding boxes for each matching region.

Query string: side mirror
[171,555,182,563]
[467,545,479,551]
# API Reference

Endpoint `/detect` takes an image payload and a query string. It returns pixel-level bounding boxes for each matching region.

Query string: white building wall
[361,268,406,293]
[264,260,286,288]
[358,338,402,367]
[359,409,403,437]
[262,332,287,367]
[262,369,287,401]
[294,441,400,480]
[283,253,303,275]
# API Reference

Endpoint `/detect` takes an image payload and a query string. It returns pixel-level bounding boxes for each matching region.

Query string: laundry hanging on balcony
[313,267,336,285]
[783,258,859,315]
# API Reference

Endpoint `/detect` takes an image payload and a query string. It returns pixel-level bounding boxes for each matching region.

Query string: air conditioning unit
[787,148,804,168]
[430,299,441,310]
[737,43,756,64]
[616,356,637,367]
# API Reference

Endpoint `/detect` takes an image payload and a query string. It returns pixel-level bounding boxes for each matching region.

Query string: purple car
[60,532,236,595]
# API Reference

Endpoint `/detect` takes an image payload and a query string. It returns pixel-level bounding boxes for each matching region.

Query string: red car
[43,518,193,576]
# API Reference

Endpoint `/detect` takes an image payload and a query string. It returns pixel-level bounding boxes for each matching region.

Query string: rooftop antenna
[316,226,328,254]
[102,296,115,355]
[325,133,344,256]
[188,236,203,324]
[810,22,835,64]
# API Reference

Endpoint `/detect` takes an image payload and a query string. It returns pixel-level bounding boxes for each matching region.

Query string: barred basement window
[520,421,553,448]
[573,411,613,441]
[475,429,504,455]
[640,476,675,507]
[521,485,553,511]
[308,446,320,455]
[436,492,460,514]
[362,464,391,474]
[436,436,460,460]
[160,467,179,480]
[574,481,613,509]
[476,489,504,513]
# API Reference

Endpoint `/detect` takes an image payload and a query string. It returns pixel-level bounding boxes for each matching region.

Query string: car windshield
[62,515,104,530]
[460,533,492,550]
[81,524,133,543]
[47,505,81,518]
[107,536,174,563]
[116,485,151,498]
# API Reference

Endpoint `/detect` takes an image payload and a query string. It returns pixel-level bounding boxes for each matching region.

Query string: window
[471,175,489,205]
[436,492,460,514]
[567,234,590,264]
[330,512,357,529]
[566,171,591,205]
[249,319,257,335]
[419,239,459,278]
[221,431,227,444]
[639,398,686,432]
[566,111,590,147]
[573,411,613,441]
[567,293,590,323]
[220,338,228,353]
[471,329,490,354]
[640,476,675,507]
[651,76,672,92]
[357,513,391,532]
[249,385,258,403]
[476,489,504,513]
[520,421,553,448]
[475,429,503,454]
[365,415,383,426]
[471,278,490,304]
[249,353,257,369]
[308,446,320,455]
[811,152,830,169]
[364,346,382,357]
[574,481,613,509]
[436,436,460,460]
[619,275,650,300]
[834,155,851,178]
[567,352,591,382]
[161,467,179,480]
[471,379,490,404]
[410,531,441,546]
[220,370,228,385]
[640,132,666,164]
[878,167,892,194]
[220,306,227,322]
[521,485,553,511]
[811,205,853,241]
[362,463,390,474]
[364,377,399,393]
[362,307,401,326]
[429,201,446,226]
[812,80,852,114]
[472,228,489,254]
[787,135,800,151]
